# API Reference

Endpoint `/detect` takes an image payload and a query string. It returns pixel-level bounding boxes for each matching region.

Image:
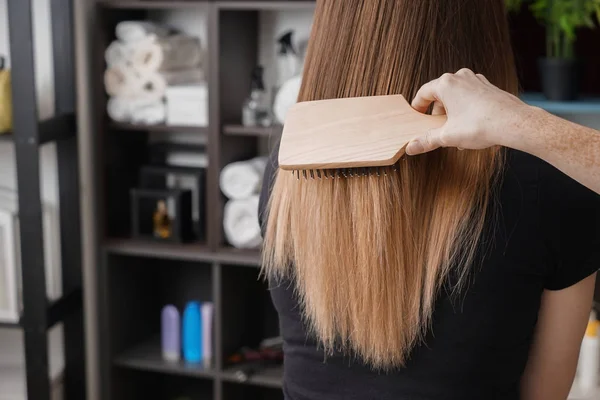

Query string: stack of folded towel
[104,21,207,126]
[219,157,268,249]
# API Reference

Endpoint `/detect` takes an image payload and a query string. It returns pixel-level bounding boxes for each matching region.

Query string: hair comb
[278,95,447,179]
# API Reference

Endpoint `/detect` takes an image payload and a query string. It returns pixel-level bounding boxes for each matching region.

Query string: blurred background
[0,1,599,400]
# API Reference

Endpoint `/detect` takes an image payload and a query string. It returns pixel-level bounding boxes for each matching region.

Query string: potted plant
[510,0,600,100]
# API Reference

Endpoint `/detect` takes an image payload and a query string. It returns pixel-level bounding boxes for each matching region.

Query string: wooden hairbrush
[278,95,447,179]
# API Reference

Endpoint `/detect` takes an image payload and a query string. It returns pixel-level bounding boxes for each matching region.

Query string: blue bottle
[182,301,203,363]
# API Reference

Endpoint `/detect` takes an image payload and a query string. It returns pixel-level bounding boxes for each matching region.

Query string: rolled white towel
[105,40,134,67]
[219,157,268,200]
[130,101,167,125]
[116,21,169,43]
[104,65,145,98]
[137,69,205,102]
[107,97,163,123]
[223,196,262,249]
[132,35,203,72]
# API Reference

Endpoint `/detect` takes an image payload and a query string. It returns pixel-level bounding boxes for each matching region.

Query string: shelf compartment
[110,121,209,134]
[106,254,214,373]
[114,337,215,379]
[222,124,283,137]
[221,364,283,388]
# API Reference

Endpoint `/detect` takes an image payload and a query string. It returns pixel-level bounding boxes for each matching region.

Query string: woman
[258,1,600,399]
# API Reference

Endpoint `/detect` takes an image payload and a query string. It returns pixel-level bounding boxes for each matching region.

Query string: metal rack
[5,0,85,399]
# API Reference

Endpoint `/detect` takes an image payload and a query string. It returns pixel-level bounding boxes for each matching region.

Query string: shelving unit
[93,1,315,399]
[3,0,85,399]
[521,92,600,114]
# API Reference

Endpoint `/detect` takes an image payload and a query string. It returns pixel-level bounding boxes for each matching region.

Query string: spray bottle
[275,31,298,88]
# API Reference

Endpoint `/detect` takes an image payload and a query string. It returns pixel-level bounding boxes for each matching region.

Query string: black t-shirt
[258,143,600,400]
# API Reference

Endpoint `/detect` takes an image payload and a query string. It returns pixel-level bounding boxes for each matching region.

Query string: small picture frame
[130,188,194,243]
[0,208,20,323]
[139,165,206,241]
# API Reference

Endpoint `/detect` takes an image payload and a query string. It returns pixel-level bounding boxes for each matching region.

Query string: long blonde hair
[261,0,519,370]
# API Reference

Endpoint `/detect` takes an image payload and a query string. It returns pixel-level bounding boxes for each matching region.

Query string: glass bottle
[242,66,272,127]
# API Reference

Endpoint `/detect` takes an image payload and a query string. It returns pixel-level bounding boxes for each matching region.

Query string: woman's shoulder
[502,148,600,290]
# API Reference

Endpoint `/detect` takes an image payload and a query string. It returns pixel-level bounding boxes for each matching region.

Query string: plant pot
[538,58,582,101]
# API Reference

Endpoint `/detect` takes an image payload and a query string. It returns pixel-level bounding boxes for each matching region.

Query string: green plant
[530,0,600,59]
[505,0,524,12]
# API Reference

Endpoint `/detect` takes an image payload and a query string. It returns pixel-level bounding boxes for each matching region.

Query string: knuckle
[439,73,454,88]
[456,68,474,76]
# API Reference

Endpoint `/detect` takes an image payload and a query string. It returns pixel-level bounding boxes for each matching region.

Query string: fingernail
[406,140,424,155]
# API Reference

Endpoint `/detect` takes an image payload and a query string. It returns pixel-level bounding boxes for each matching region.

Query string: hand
[405,68,532,155]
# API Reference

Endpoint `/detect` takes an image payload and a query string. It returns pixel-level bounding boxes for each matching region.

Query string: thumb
[405,128,444,155]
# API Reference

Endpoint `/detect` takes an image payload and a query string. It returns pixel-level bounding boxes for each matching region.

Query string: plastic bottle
[182,301,203,363]
[579,312,599,394]
[161,305,180,362]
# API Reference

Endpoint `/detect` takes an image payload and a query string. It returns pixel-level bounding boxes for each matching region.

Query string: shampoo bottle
[161,305,180,362]
[201,302,214,368]
[579,312,599,394]
[182,301,203,363]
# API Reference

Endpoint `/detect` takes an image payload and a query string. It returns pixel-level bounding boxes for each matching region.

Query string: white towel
[115,21,169,43]
[166,85,208,126]
[107,97,163,123]
[129,101,167,125]
[105,40,134,67]
[223,196,262,249]
[138,69,205,102]
[219,157,268,200]
[104,65,145,98]
[132,35,203,72]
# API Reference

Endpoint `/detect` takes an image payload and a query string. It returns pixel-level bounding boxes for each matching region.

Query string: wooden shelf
[216,1,315,11]
[221,365,283,388]
[110,122,209,134]
[114,337,216,379]
[222,124,282,137]
[98,0,208,9]
[104,239,214,262]
[0,320,21,328]
[521,92,600,114]
[104,239,261,266]
[216,247,261,267]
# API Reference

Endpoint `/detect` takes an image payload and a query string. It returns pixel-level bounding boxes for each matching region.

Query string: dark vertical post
[213,262,223,400]
[49,0,86,399]
[6,0,50,399]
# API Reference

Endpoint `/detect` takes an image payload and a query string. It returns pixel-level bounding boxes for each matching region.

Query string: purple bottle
[161,305,180,362]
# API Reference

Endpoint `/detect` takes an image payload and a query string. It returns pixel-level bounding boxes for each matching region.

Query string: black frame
[130,187,195,242]
[139,164,207,240]
[6,0,85,399]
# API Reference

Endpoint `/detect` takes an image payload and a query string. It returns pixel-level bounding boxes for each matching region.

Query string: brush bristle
[291,161,402,180]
